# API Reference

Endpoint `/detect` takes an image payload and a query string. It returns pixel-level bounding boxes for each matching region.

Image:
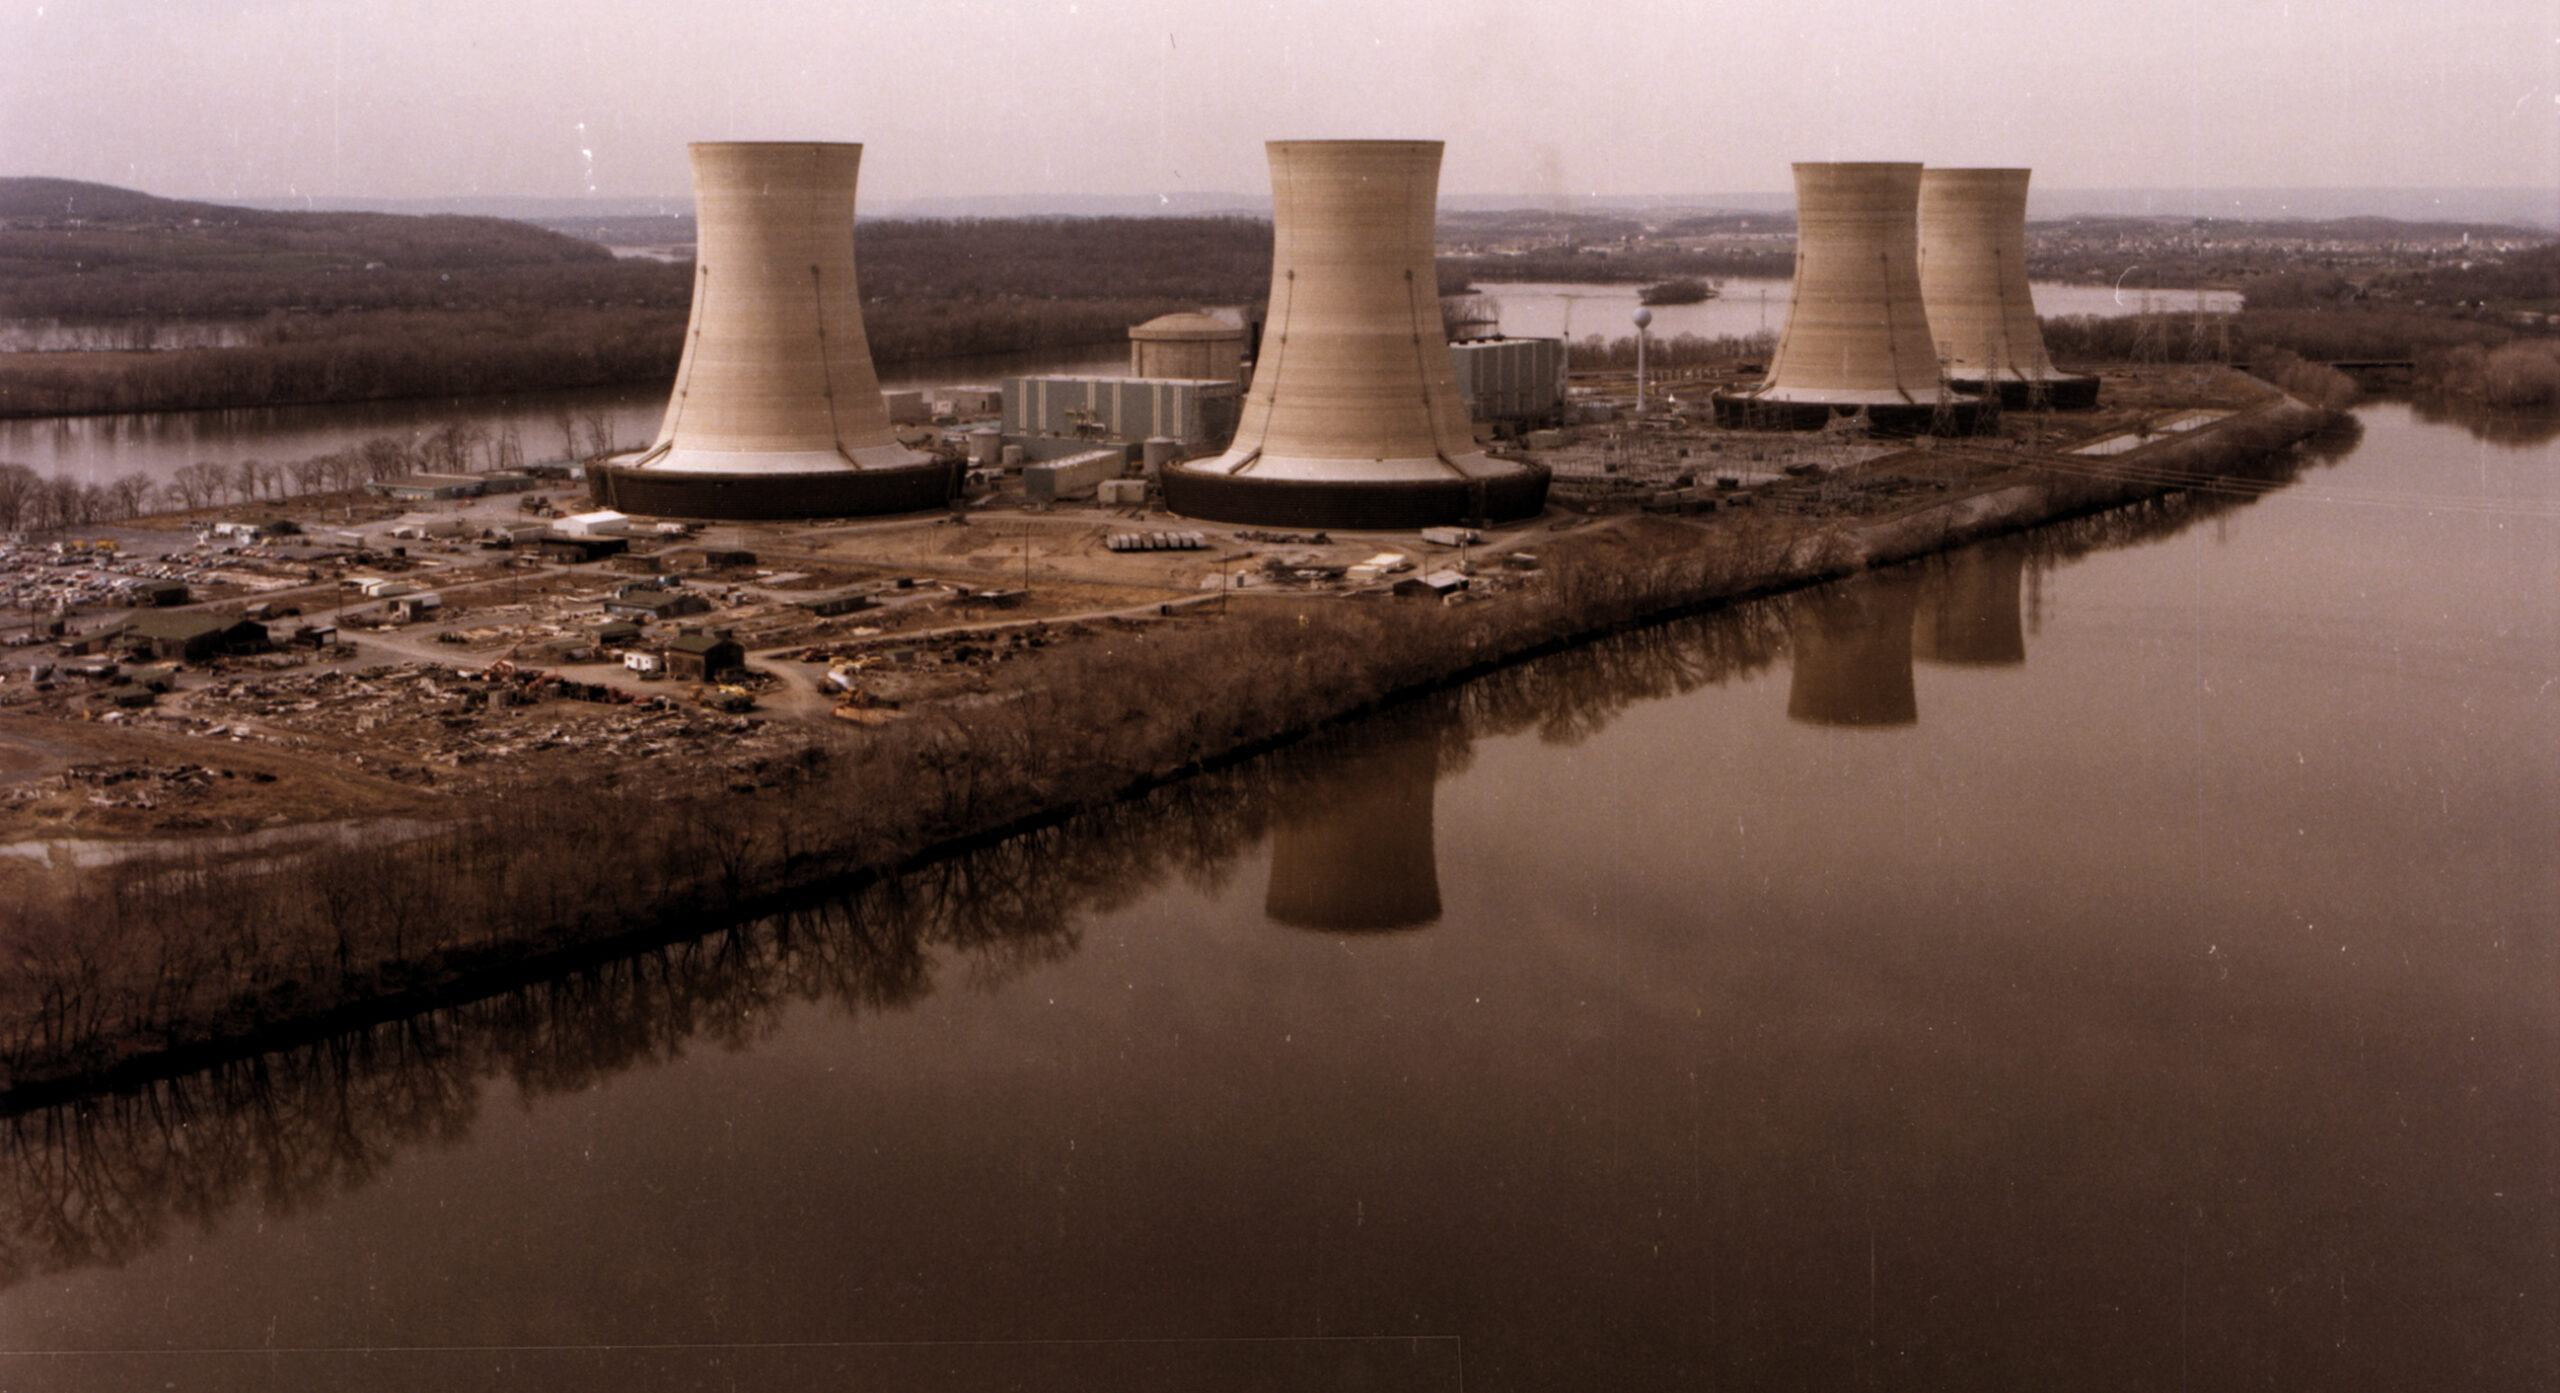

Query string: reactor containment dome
[1714,162,1981,433]
[1916,168,2100,410]
[1161,140,1548,530]
[590,142,952,521]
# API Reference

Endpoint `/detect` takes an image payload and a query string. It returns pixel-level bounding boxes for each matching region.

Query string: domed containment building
[1916,168,2100,410]
[1129,312,1247,386]
[589,142,953,520]
[1713,162,1981,434]
[1161,140,1549,530]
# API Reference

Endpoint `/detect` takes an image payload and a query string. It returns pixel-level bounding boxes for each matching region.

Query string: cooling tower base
[1710,392,1989,435]
[590,459,957,521]
[1160,462,1549,531]
[1945,373,2103,411]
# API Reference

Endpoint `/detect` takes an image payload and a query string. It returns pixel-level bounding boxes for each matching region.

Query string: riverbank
[0,375,2331,1104]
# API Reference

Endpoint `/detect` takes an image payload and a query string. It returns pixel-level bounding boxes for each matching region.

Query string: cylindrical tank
[1715,162,1976,433]
[1163,140,1547,529]
[968,428,1002,466]
[1141,437,1180,477]
[590,142,947,520]
[1918,168,2100,409]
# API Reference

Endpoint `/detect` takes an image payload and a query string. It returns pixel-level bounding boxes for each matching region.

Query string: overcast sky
[4,0,2554,204]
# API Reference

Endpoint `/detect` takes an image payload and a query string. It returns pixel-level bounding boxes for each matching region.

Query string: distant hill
[0,177,681,319]
[0,176,621,271]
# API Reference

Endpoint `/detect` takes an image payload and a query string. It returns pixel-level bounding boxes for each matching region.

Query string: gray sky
[4,0,2554,204]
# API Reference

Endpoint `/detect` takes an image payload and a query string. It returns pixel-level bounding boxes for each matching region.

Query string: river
[1461,277,2240,343]
[0,399,2551,1391]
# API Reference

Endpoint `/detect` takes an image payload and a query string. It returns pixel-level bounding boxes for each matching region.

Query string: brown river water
[0,400,2551,1390]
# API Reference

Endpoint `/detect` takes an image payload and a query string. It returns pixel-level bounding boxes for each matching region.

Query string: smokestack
[1715,162,1980,434]
[1162,140,1547,530]
[591,142,951,520]
[1917,168,2100,409]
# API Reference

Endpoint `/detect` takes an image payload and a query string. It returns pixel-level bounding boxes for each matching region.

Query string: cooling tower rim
[1919,166,2032,179]
[1259,137,1443,151]
[606,443,931,475]
[1789,160,1926,175]
[1730,386,1977,407]
[685,139,864,154]
[1193,449,1528,483]
[1160,459,1549,529]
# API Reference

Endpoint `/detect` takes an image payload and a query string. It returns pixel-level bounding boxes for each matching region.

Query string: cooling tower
[1161,141,1548,530]
[1785,569,1921,727]
[1917,168,2100,410]
[1714,162,1980,433]
[590,142,951,520]
[1264,734,1443,933]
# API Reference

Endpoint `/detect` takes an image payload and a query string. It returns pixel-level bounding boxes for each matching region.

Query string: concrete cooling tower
[591,142,952,520]
[1714,162,1980,434]
[1916,168,2100,410]
[1161,140,1548,530]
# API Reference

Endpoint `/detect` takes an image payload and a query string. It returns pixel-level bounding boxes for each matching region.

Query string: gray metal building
[1002,376,1242,447]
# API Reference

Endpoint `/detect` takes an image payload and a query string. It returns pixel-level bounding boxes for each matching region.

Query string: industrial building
[1002,375,1242,447]
[1917,168,2101,409]
[590,142,954,521]
[1447,337,1568,429]
[1162,141,1549,530]
[99,612,272,662]
[1715,162,1981,433]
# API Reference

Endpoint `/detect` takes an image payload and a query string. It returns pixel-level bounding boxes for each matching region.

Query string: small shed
[663,632,745,682]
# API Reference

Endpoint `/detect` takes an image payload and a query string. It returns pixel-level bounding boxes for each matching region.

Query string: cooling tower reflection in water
[1262,732,1445,933]
[1911,540,2030,667]
[1784,566,1922,726]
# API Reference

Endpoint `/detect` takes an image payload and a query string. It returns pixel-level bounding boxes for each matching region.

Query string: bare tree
[169,461,224,510]
[106,473,156,520]
[0,463,39,533]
